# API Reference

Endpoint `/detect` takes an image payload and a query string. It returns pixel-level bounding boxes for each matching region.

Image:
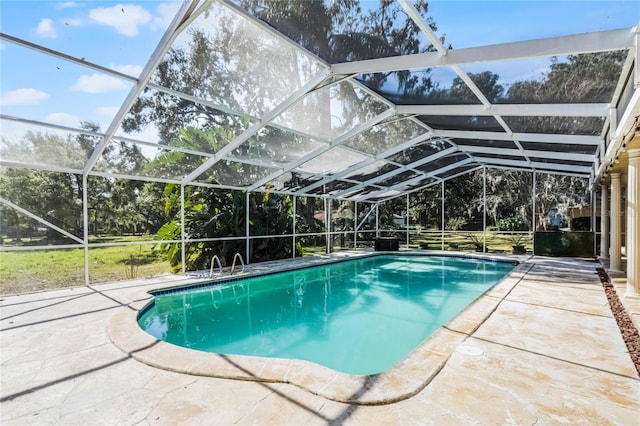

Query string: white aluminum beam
[90,169,250,191]
[0,33,138,84]
[183,70,331,183]
[601,89,640,175]
[397,104,608,117]
[403,146,467,171]
[83,0,200,175]
[432,129,601,145]
[610,49,637,108]
[398,0,446,54]
[422,157,474,178]
[330,147,457,199]
[1,115,105,138]
[474,157,591,173]
[88,171,181,185]
[441,164,485,184]
[460,146,593,162]
[247,107,394,191]
[147,82,334,144]
[292,130,434,195]
[355,205,376,232]
[0,160,83,175]
[378,164,484,203]
[635,29,640,88]
[332,27,635,75]
[355,158,474,201]
[0,244,83,252]
[292,158,377,195]
[491,114,530,163]
[0,196,84,244]
[487,164,587,178]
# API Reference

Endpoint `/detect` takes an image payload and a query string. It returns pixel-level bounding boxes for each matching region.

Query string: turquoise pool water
[138,255,515,375]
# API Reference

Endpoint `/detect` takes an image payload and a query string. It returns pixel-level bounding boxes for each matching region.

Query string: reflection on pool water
[138,255,515,375]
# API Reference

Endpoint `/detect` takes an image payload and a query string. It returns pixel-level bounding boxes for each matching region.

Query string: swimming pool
[138,254,515,375]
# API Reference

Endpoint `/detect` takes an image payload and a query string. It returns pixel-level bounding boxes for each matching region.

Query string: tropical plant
[155,184,247,271]
[466,232,487,251]
[506,233,528,255]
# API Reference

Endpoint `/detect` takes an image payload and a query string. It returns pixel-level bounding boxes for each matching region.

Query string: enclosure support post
[626,147,640,295]
[83,174,89,286]
[292,195,297,258]
[180,184,185,274]
[375,203,379,238]
[610,172,622,272]
[532,171,536,254]
[325,198,331,254]
[600,181,609,259]
[591,189,597,256]
[483,166,487,253]
[406,193,410,248]
[441,181,445,251]
[245,191,250,264]
[354,202,358,248]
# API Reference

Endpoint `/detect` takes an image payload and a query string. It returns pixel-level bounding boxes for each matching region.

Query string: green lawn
[0,243,170,296]
[409,232,533,253]
[0,232,532,296]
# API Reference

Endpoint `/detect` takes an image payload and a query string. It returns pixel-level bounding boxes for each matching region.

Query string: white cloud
[1,88,49,106]
[71,74,128,93]
[45,112,81,127]
[55,2,77,9]
[95,106,119,116]
[110,64,143,77]
[36,18,57,38]
[151,2,181,31]
[89,4,151,37]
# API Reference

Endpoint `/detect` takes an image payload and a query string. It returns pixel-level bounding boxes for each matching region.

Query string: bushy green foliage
[445,217,467,231]
[498,216,528,232]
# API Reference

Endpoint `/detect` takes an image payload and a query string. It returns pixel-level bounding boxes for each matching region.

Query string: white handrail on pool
[230,253,245,275]
[209,255,223,278]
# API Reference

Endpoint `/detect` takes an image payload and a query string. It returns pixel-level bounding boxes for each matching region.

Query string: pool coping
[108,252,532,405]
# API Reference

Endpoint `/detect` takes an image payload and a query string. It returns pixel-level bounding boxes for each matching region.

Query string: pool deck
[1,252,639,424]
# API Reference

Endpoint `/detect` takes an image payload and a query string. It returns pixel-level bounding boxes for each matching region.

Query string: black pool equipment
[375,237,400,251]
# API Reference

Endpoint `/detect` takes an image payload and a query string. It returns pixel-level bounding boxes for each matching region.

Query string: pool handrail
[230,253,245,275]
[209,255,223,278]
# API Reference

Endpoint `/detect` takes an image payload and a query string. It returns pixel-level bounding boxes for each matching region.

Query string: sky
[1,0,639,144]
[1,1,182,141]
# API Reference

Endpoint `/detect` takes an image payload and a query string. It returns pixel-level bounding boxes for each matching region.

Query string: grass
[1,231,533,296]
[0,243,170,296]
[298,232,533,256]
[409,232,533,253]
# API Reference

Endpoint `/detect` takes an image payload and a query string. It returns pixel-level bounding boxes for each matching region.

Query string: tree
[0,120,162,243]
[506,51,625,134]
[485,169,533,230]
[0,127,91,241]
[409,185,441,229]
[534,174,589,230]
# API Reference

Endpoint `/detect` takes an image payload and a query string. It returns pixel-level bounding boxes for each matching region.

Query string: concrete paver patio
[1,254,639,425]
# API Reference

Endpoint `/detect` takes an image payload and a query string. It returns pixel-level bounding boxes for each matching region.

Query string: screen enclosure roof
[1,0,639,203]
